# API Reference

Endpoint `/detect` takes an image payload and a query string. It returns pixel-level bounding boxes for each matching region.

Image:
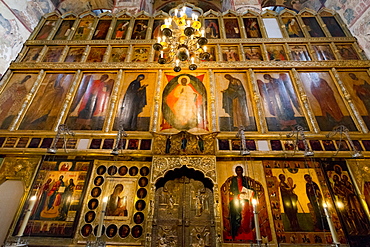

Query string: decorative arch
[151,156,217,184]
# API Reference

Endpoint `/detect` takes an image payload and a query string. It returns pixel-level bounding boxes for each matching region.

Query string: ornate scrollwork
[0,157,41,188]
[152,156,217,183]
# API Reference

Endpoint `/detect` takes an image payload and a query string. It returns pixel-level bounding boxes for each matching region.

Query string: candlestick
[252,199,262,246]
[323,203,340,246]
[201,29,205,37]
[96,197,108,238]
[17,196,37,237]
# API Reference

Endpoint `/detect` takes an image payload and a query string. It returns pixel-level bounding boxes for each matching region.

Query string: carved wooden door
[152,176,215,247]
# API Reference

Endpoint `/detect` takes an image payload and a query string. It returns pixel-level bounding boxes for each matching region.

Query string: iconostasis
[1,4,370,247]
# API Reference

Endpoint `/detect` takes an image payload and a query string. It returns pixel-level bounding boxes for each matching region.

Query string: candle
[17,196,37,237]
[176,59,180,67]
[174,9,178,17]
[252,199,262,242]
[201,29,205,37]
[191,57,195,64]
[157,37,161,43]
[323,203,340,245]
[96,197,108,238]
[160,51,163,58]
[203,46,207,52]
[187,20,191,27]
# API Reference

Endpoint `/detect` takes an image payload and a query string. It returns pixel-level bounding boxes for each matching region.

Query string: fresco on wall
[215,72,257,131]
[4,0,55,29]
[0,2,30,75]
[261,0,326,11]
[113,72,156,131]
[349,6,370,59]
[325,0,370,26]
[338,71,370,129]
[161,73,208,132]
[66,73,116,130]
[0,73,38,129]
[13,160,92,237]
[79,162,149,241]
[255,72,307,131]
[19,73,74,130]
[219,162,271,243]
[322,160,370,244]
[57,0,91,14]
[299,71,357,131]
[263,160,345,245]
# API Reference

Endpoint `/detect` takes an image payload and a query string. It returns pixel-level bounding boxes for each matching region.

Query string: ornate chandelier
[153,5,209,72]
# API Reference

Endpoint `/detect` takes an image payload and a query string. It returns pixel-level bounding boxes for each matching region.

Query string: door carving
[151,172,215,247]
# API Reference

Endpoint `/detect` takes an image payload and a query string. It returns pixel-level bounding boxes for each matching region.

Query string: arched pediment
[279,8,298,17]
[203,9,220,18]
[115,11,133,18]
[134,10,151,19]
[98,11,113,18]
[61,11,77,19]
[78,12,97,18]
[152,156,217,184]
[43,12,60,19]
[318,8,336,17]
[222,10,239,17]
[299,8,317,16]
[241,9,260,18]
[153,10,170,18]
[261,9,278,17]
